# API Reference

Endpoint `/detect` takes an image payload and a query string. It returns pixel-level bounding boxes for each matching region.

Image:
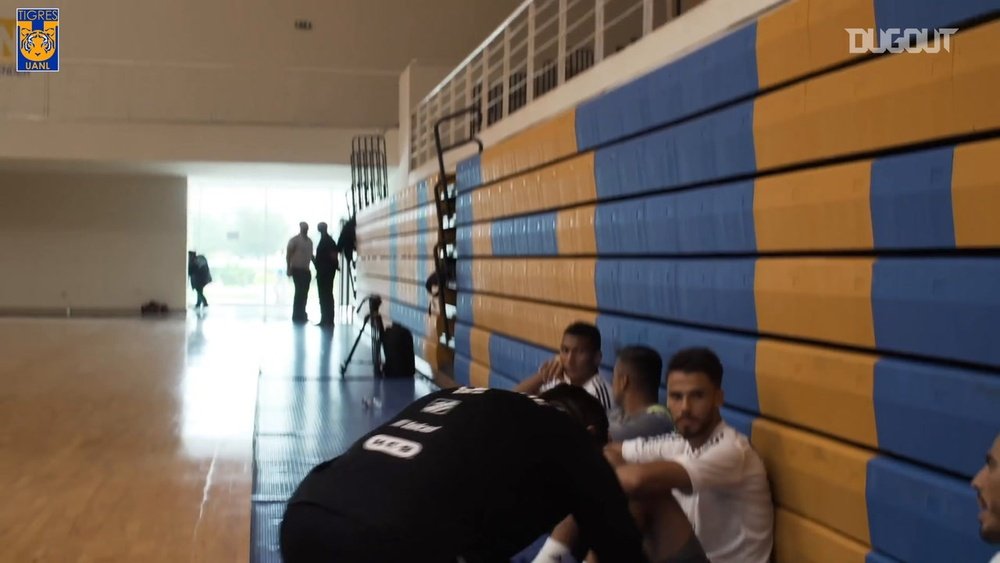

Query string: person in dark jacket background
[314,222,339,326]
[187,250,212,308]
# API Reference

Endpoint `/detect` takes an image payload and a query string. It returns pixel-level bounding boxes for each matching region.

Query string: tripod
[341,294,384,376]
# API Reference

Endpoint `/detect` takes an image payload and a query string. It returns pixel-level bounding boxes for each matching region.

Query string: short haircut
[667,347,724,389]
[540,384,610,446]
[563,322,602,353]
[617,345,663,397]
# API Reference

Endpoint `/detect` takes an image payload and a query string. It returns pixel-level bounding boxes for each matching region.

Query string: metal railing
[409,0,706,169]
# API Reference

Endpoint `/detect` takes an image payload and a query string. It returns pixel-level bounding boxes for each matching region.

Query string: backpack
[381,324,415,378]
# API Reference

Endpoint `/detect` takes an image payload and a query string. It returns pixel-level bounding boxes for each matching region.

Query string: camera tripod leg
[341,314,370,375]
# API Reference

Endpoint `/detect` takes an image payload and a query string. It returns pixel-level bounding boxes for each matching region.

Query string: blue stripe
[595,181,756,254]
[593,101,756,200]
[455,322,473,359]
[456,259,473,293]
[457,292,473,325]
[576,24,759,150]
[875,0,1000,37]
[597,314,759,412]
[417,179,429,206]
[489,332,555,384]
[595,259,757,332]
[865,553,902,563]
[454,355,472,386]
[457,193,474,226]
[456,154,483,193]
[456,225,472,259]
[492,213,558,256]
[866,456,995,563]
[874,358,1000,476]
[871,147,955,249]
[873,258,1000,368]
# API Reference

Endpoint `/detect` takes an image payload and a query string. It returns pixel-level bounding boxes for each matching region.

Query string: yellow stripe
[755,258,875,348]
[470,361,491,388]
[480,110,578,184]
[952,138,1000,247]
[557,204,598,255]
[752,419,874,545]
[775,508,871,563]
[470,326,491,370]
[755,21,1000,170]
[472,293,596,349]
[754,160,874,251]
[472,223,493,256]
[756,340,878,447]
[756,0,875,89]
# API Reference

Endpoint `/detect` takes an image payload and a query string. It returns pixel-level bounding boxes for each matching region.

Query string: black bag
[381,324,415,378]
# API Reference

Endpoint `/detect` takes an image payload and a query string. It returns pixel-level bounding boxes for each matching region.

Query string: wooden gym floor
[0,310,436,562]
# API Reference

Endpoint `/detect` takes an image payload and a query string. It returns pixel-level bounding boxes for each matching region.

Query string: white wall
[0,170,188,314]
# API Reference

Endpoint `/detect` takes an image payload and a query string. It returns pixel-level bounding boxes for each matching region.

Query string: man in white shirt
[973,433,1000,562]
[514,322,613,411]
[607,347,773,563]
[286,222,314,324]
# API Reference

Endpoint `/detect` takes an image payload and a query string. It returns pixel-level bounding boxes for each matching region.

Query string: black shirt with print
[287,386,647,561]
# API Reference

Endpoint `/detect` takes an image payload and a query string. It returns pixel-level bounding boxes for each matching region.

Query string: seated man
[608,347,774,563]
[514,322,613,411]
[533,345,678,562]
[609,345,674,442]
[281,385,649,563]
[973,432,1000,561]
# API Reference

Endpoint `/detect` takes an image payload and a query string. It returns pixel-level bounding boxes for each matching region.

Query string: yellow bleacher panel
[756,340,878,447]
[556,205,598,255]
[774,508,870,563]
[756,0,875,89]
[480,110,578,184]
[755,22,1000,170]
[755,258,876,348]
[470,360,491,388]
[754,160,874,251]
[952,137,1000,247]
[472,293,596,350]
[753,418,874,544]
[470,325,491,369]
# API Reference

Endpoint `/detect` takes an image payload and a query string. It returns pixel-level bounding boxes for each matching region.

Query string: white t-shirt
[622,421,773,563]
[287,235,314,270]
[541,372,613,411]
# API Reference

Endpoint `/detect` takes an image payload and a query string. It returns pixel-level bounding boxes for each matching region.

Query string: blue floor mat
[249,326,438,562]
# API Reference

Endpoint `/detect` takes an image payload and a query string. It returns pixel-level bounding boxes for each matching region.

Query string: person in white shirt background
[515,322,613,412]
[607,347,774,563]
[973,432,1000,562]
[286,222,314,324]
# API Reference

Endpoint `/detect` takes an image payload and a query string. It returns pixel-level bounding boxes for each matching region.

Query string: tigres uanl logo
[16,8,59,73]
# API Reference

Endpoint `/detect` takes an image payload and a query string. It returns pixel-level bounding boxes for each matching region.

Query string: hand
[535,356,563,385]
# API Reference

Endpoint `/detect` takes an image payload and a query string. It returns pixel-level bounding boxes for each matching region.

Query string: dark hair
[617,345,663,397]
[539,384,610,446]
[563,322,601,353]
[667,347,723,388]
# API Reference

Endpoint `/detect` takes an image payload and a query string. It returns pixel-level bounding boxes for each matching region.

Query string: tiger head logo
[19,27,56,62]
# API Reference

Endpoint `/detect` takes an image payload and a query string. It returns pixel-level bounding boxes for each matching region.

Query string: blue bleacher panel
[874,358,1000,476]
[595,259,758,332]
[593,102,757,200]
[866,456,996,563]
[870,146,955,249]
[872,258,1000,368]
[874,0,1000,43]
[575,24,759,151]
[456,154,482,193]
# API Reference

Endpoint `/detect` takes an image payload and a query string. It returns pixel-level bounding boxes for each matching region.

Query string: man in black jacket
[280,385,648,563]
[313,222,339,326]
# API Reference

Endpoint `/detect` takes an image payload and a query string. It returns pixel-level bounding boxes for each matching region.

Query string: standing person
[286,222,314,324]
[314,222,339,327]
[187,251,212,308]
